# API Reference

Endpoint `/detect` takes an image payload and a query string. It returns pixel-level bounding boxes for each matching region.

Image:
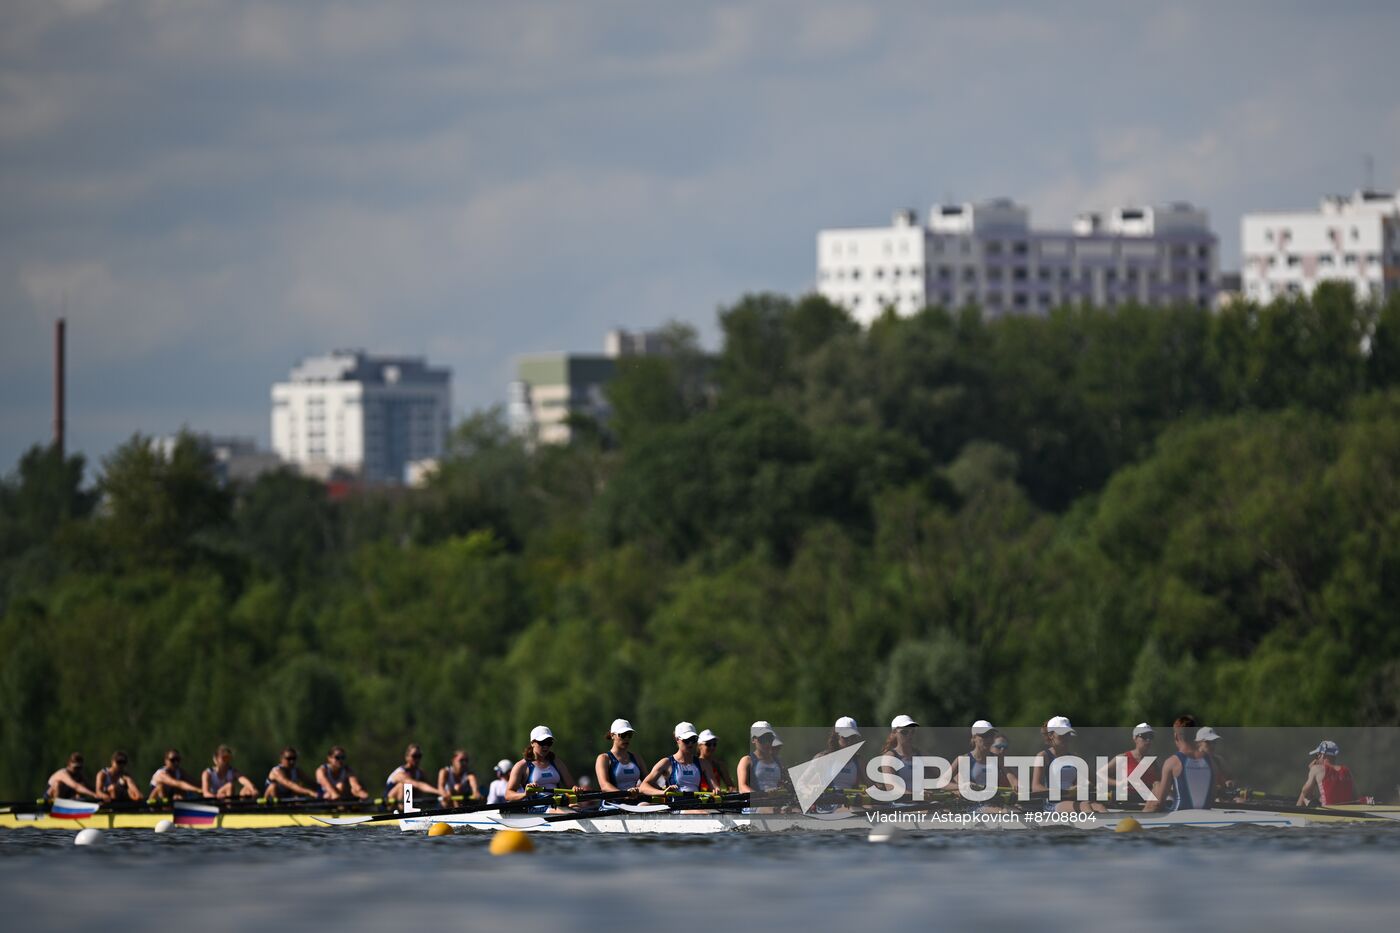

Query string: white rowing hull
[398,807,1314,834]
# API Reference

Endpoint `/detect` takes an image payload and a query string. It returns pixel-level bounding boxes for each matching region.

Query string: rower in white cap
[945,720,999,792]
[505,725,577,811]
[1032,716,1103,812]
[486,758,513,805]
[811,717,864,792]
[1098,723,1160,804]
[640,722,724,795]
[595,718,644,794]
[738,721,788,794]
[876,714,920,796]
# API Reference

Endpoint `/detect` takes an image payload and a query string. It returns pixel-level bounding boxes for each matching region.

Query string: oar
[313,789,629,826]
[490,792,751,829]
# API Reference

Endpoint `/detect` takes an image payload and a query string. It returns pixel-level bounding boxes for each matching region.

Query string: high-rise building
[1241,190,1400,304]
[509,329,668,444]
[817,200,1218,326]
[271,350,451,483]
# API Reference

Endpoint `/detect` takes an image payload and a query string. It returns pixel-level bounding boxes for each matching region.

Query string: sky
[3,0,1399,474]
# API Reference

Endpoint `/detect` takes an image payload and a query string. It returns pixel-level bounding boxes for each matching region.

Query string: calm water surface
[4,824,1400,931]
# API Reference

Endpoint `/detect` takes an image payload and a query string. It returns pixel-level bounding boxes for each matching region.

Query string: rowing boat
[396,805,1400,834]
[0,810,402,830]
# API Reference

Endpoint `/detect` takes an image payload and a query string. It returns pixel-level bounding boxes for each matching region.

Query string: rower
[1098,723,1160,804]
[876,714,920,797]
[316,746,370,800]
[1297,740,1357,807]
[1197,726,1234,792]
[264,746,318,799]
[438,749,482,804]
[988,734,1017,793]
[945,720,998,795]
[385,743,441,803]
[1032,716,1102,813]
[639,722,724,796]
[46,752,98,801]
[1144,723,1216,812]
[697,728,733,791]
[505,725,576,811]
[202,745,258,798]
[148,748,201,801]
[487,759,512,805]
[815,717,863,791]
[737,721,787,795]
[94,751,142,803]
[595,718,644,794]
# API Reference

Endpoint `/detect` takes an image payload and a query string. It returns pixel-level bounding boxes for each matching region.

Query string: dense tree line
[2,284,1399,798]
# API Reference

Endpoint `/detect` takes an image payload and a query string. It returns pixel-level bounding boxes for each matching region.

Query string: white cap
[1196,727,1221,743]
[697,729,717,743]
[494,759,512,774]
[529,725,554,743]
[1309,740,1340,757]
[1132,723,1154,737]
[750,720,783,745]
[1046,716,1075,736]
[890,714,918,730]
[609,718,635,735]
[970,720,996,735]
[834,716,861,737]
[674,721,699,740]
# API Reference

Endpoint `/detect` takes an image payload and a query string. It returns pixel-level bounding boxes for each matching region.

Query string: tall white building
[817,199,1217,326]
[1241,190,1400,304]
[271,350,451,484]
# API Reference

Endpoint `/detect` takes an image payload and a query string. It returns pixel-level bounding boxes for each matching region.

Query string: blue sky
[3,1,1398,474]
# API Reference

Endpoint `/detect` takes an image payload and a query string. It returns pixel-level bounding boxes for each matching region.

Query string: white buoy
[154,819,174,833]
[868,824,897,844]
[74,828,101,846]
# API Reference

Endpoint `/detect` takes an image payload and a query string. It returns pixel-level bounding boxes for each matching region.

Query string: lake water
[4,824,1400,931]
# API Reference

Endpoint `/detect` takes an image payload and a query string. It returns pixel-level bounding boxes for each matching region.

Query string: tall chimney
[54,318,66,456]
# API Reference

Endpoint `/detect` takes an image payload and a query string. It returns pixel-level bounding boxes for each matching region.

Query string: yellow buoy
[489,829,535,855]
[1115,816,1143,833]
[427,822,454,837]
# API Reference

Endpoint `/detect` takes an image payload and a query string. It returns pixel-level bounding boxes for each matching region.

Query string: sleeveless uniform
[1170,751,1215,811]
[441,765,475,798]
[385,765,427,796]
[604,751,642,790]
[1037,746,1085,809]
[668,756,703,792]
[1319,762,1357,805]
[831,754,861,790]
[265,765,306,796]
[149,766,192,798]
[205,765,240,795]
[318,763,351,798]
[522,758,562,813]
[1120,750,1161,802]
[98,767,131,799]
[961,754,989,788]
[749,756,783,792]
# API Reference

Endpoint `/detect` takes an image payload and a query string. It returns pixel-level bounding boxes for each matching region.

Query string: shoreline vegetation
[3,284,1400,798]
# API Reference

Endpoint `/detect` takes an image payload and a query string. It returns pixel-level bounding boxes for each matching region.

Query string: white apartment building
[271,350,451,484]
[1241,190,1400,304]
[817,199,1218,326]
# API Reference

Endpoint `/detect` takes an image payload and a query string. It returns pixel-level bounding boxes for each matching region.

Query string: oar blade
[312,814,375,826]
[612,802,672,813]
[488,815,549,830]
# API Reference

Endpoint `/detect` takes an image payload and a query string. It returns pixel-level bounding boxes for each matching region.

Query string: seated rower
[1297,740,1357,807]
[1197,726,1234,794]
[148,748,201,801]
[595,718,644,794]
[1144,723,1216,812]
[1032,716,1104,813]
[94,751,142,803]
[486,759,512,805]
[1097,723,1160,804]
[876,715,921,798]
[265,747,318,799]
[47,752,98,801]
[640,722,723,797]
[697,729,733,791]
[945,720,999,796]
[316,746,370,800]
[737,721,788,795]
[203,745,258,798]
[385,743,441,804]
[506,725,576,812]
[438,749,482,804]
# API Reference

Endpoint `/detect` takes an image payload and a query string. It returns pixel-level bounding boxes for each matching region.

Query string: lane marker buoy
[428,822,453,837]
[1115,816,1143,833]
[74,828,101,846]
[490,829,534,854]
[154,819,174,833]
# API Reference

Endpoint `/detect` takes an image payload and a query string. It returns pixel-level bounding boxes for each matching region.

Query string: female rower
[697,729,733,791]
[506,725,577,812]
[815,717,863,790]
[149,748,201,801]
[640,722,724,795]
[438,749,482,804]
[877,714,921,797]
[737,721,787,795]
[264,746,318,799]
[1097,724,1159,804]
[203,745,257,799]
[989,733,1017,793]
[945,720,999,797]
[316,746,370,800]
[486,759,512,805]
[46,752,98,801]
[385,743,441,803]
[595,718,644,794]
[94,751,142,803]
[1031,716,1103,813]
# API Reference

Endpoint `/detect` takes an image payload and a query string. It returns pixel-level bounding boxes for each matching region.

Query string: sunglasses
[332,754,346,761]
[682,736,698,745]
[617,732,634,740]
[991,744,1009,751]
[167,756,181,763]
[284,755,298,761]
[537,739,554,747]
[408,752,422,759]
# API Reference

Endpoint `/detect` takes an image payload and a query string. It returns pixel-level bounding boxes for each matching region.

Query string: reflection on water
[4,826,1400,931]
